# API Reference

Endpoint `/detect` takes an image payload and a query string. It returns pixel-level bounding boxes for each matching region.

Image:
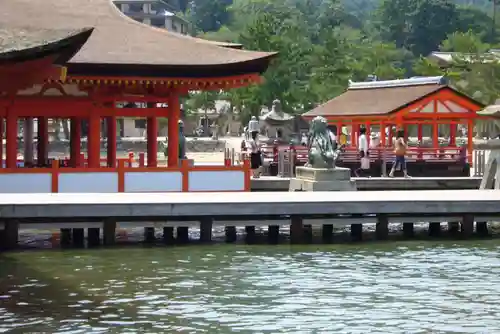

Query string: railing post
[381,148,387,177]
[277,148,283,177]
[117,159,125,192]
[51,159,59,193]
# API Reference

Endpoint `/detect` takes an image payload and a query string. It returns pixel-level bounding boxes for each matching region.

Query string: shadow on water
[0,249,174,333]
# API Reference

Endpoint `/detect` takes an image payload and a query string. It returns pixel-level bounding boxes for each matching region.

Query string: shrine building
[0,0,276,193]
[303,76,491,176]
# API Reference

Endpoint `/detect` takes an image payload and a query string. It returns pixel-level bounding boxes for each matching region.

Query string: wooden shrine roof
[0,0,276,78]
[303,77,482,118]
[0,27,93,64]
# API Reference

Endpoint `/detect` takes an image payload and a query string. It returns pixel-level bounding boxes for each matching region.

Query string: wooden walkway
[252,176,482,191]
[0,190,498,220]
[0,190,497,248]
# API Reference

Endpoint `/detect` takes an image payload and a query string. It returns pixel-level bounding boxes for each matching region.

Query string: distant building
[114,0,190,34]
[427,49,500,68]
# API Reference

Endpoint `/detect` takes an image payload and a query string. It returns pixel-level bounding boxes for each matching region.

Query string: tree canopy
[181,0,500,118]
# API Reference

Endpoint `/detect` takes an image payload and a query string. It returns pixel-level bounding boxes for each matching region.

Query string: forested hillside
[179,0,500,121]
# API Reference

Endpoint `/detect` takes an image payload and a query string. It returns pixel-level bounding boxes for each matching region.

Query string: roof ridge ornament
[348,76,447,90]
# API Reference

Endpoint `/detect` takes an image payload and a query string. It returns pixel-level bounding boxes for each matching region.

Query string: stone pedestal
[289,166,357,191]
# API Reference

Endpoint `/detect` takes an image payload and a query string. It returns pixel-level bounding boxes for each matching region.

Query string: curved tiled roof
[0,0,276,77]
[0,27,93,64]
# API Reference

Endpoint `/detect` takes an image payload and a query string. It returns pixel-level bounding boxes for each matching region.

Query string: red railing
[341,146,467,162]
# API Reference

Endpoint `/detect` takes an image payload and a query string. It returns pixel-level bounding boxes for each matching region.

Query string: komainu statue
[306,116,342,169]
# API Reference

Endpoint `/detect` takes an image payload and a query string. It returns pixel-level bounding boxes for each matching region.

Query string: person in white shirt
[328,126,337,150]
[248,116,259,139]
[246,130,262,178]
[355,127,369,177]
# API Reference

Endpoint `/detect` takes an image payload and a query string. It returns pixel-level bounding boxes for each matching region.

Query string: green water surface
[1,241,500,333]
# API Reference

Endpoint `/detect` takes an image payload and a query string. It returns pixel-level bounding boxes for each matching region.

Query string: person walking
[389,128,410,178]
[355,127,369,177]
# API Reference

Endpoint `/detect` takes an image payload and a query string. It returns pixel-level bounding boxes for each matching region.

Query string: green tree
[230,3,316,113]
[184,91,219,135]
[440,30,491,52]
[455,6,496,42]
[185,0,233,32]
[376,0,460,56]
[412,57,445,76]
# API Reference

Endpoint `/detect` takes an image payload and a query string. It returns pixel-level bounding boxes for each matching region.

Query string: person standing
[248,116,259,139]
[355,127,369,177]
[247,130,262,178]
[389,129,410,178]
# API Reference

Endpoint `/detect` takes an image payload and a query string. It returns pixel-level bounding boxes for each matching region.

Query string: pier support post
[60,228,72,247]
[268,225,280,244]
[403,223,414,238]
[162,227,175,245]
[448,222,460,237]
[322,224,334,243]
[461,214,474,238]
[144,227,155,243]
[290,216,304,244]
[0,229,4,251]
[245,226,256,244]
[303,224,313,243]
[376,215,389,240]
[428,222,441,237]
[176,227,189,244]
[2,220,18,250]
[199,218,213,243]
[72,228,84,248]
[476,221,489,237]
[87,228,100,247]
[225,226,237,243]
[351,223,362,242]
[103,219,116,246]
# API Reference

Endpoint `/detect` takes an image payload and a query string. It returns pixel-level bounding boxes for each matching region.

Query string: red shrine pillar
[417,123,423,160]
[5,113,18,168]
[350,123,358,148]
[432,121,439,148]
[168,93,180,167]
[380,122,386,147]
[37,117,48,166]
[449,122,456,146]
[147,116,158,167]
[365,122,371,147]
[417,124,423,143]
[0,117,3,168]
[87,113,101,168]
[23,118,34,166]
[467,119,473,165]
[106,116,117,167]
[70,117,82,167]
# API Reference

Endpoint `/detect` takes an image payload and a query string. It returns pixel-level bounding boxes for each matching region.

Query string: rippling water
[1,242,500,333]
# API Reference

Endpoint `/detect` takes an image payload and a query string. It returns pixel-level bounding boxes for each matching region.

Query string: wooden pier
[0,190,498,249]
[251,176,482,191]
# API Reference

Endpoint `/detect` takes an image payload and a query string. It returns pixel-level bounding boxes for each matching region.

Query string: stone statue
[178,119,187,159]
[306,116,342,169]
[272,99,282,113]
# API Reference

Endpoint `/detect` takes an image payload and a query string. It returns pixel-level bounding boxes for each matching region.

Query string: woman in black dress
[248,130,262,177]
